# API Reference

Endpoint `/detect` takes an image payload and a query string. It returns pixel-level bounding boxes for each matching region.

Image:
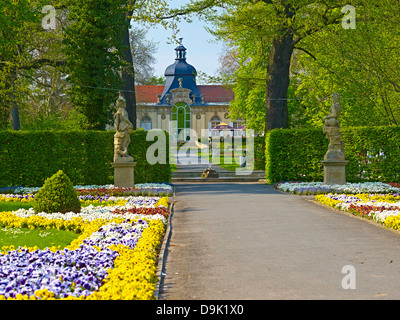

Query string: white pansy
[11,206,166,224]
[276,182,400,194]
[11,183,173,194]
[372,210,400,223]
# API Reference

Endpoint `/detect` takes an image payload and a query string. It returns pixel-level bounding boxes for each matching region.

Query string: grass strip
[0,227,79,250]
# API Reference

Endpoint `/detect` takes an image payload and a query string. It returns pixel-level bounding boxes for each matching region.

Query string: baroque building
[135,39,241,141]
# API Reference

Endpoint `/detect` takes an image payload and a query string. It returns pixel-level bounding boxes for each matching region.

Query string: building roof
[135,85,164,104]
[135,85,234,104]
[135,38,234,106]
[197,85,234,103]
[159,39,202,105]
[164,45,197,77]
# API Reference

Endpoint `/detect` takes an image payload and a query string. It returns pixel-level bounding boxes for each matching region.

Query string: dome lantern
[175,38,187,60]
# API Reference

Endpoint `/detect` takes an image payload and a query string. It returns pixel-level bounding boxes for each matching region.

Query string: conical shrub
[33,170,81,214]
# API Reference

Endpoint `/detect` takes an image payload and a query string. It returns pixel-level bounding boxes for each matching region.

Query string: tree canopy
[189,0,400,132]
[0,0,180,130]
[1,0,399,133]
[292,0,400,128]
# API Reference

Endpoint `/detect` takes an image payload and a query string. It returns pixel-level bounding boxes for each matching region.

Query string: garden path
[160,182,400,299]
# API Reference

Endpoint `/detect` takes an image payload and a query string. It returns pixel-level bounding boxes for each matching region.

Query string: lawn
[0,200,119,212]
[198,150,244,171]
[0,227,79,250]
[0,201,32,212]
[172,141,247,171]
[169,151,177,172]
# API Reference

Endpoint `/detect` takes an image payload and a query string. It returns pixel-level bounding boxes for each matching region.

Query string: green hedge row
[254,136,265,171]
[0,130,171,187]
[265,126,400,183]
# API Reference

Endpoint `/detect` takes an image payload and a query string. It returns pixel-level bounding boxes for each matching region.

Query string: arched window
[210,116,221,129]
[140,116,152,131]
[210,116,221,137]
[171,103,191,141]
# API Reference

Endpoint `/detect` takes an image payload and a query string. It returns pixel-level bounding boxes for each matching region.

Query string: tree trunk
[264,3,295,132]
[10,80,21,131]
[121,14,137,129]
[10,106,21,131]
[264,33,294,132]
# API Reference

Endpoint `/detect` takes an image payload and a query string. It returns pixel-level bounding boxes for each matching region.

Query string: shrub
[265,126,400,183]
[265,128,326,183]
[33,170,81,214]
[254,136,266,171]
[0,130,171,187]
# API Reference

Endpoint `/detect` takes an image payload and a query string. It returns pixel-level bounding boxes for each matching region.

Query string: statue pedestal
[321,160,349,185]
[111,161,136,188]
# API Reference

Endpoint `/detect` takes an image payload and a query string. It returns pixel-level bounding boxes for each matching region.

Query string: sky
[134,0,225,78]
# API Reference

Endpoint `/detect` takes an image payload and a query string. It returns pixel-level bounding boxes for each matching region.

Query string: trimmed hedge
[254,136,266,171]
[265,126,400,183]
[0,130,171,187]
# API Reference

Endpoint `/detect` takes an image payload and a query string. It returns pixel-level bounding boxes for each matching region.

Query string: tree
[189,0,350,132]
[209,0,400,132]
[0,0,210,130]
[20,16,163,130]
[217,44,240,78]
[215,35,269,133]
[212,5,272,133]
[130,27,159,85]
[292,0,400,127]
[0,0,52,129]
[62,0,127,130]
[0,0,71,130]
[93,0,186,129]
[18,5,74,130]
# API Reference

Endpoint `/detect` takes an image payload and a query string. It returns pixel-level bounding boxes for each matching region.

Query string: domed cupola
[164,41,196,76]
[158,38,203,106]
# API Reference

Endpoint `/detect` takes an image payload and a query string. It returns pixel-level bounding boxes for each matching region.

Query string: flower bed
[0,184,172,300]
[274,181,400,195]
[315,193,400,231]
[274,181,400,232]
[2,183,173,197]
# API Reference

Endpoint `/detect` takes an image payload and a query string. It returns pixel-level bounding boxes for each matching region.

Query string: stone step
[172,170,265,178]
[172,177,266,183]
[171,170,265,182]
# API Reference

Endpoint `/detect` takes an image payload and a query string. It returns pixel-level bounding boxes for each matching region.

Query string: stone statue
[323,93,345,161]
[113,95,134,162]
